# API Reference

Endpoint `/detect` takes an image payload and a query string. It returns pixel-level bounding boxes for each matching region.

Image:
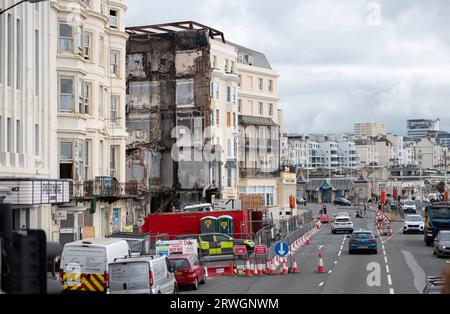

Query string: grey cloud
[125,0,450,136]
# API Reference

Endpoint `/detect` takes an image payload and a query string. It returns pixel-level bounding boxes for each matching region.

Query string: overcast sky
[125,0,450,136]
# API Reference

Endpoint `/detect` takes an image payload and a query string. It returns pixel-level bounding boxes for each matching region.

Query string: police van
[60,238,129,293]
[108,255,178,294]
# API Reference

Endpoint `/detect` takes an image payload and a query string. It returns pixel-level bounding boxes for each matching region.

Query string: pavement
[184,204,450,295]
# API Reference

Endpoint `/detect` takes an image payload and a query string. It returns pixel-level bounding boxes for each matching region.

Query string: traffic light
[1,203,47,294]
[3,230,47,294]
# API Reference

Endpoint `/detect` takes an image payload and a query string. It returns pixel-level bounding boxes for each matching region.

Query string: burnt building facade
[125,22,226,213]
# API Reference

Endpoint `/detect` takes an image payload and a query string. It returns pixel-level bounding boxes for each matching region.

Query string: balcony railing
[71,177,139,200]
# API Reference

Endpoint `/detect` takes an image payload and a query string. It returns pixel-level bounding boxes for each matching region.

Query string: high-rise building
[407,119,440,140]
[354,122,386,138]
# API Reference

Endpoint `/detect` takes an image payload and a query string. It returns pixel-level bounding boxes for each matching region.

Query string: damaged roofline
[126,20,226,43]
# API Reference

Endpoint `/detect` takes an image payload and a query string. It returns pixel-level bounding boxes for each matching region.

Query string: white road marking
[328,270,333,274]
[389,288,395,294]
[386,265,390,273]
[387,274,392,286]
[334,261,338,264]
[319,282,324,287]
[318,245,324,250]
[383,250,386,256]
[384,256,388,263]
[338,251,342,257]
[340,246,343,250]
[401,251,427,294]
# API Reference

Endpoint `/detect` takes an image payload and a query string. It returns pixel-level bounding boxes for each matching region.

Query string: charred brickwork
[126,29,218,212]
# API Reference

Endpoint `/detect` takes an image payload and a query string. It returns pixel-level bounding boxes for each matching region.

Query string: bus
[424,203,450,246]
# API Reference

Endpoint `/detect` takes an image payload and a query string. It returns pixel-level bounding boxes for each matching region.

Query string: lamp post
[0,0,47,15]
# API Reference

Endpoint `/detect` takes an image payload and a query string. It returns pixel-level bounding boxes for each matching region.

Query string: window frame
[58,22,73,53]
[59,76,75,112]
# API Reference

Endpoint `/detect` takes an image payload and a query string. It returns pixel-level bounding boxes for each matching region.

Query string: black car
[333,197,352,206]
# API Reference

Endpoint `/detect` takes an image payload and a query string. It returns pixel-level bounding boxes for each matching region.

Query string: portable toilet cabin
[200,216,218,234]
[217,215,234,236]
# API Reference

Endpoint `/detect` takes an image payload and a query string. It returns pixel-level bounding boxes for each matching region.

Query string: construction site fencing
[254,210,314,249]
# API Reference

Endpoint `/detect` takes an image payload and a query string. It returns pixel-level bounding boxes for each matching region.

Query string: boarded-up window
[176,79,194,107]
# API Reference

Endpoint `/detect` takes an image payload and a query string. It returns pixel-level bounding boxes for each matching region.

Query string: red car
[168,254,206,290]
[320,214,330,224]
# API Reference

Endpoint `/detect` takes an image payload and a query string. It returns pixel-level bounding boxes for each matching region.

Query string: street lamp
[0,0,47,15]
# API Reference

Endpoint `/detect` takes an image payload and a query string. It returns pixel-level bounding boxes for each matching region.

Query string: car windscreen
[352,233,373,239]
[440,233,450,241]
[406,216,422,222]
[429,207,450,219]
[404,201,415,206]
[170,258,190,269]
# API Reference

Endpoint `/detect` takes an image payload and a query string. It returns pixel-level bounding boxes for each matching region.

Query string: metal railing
[255,211,314,249]
[71,177,139,199]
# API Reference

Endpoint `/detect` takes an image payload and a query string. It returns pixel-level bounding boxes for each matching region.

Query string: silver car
[433,230,450,258]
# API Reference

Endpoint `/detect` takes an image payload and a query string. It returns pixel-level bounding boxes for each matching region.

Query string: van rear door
[109,262,151,294]
[62,247,106,291]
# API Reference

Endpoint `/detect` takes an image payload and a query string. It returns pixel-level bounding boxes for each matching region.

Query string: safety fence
[254,210,314,250]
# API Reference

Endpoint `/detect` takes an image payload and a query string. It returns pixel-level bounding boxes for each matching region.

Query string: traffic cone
[317,253,325,273]
[282,259,288,275]
[292,258,300,274]
[257,260,264,276]
[305,237,311,245]
[245,260,253,277]
[253,261,258,276]
[266,259,271,275]
[229,260,234,276]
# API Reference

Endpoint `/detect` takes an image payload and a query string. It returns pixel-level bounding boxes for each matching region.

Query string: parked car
[423,276,444,294]
[403,215,424,234]
[60,239,129,293]
[433,230,450,258]
[176,233,255,256]
[332,216,354,234]
[400,200,417,214]
[348,230,378,254]
[296,197,307,206]
[333,197,352,206]
[168,254,206,290]
[108,255,177,294]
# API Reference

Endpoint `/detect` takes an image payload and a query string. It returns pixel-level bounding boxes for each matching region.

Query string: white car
[403,215,424,234]
[401,200,417,214]
[332,216,354,234]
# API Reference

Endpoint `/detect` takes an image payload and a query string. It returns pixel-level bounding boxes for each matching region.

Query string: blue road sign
[274,242,289,257]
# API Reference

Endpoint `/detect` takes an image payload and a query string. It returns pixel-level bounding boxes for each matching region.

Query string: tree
[437,181,446,196]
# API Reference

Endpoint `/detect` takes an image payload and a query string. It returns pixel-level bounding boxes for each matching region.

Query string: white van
[60,238,129,293]
[108,255,178,294]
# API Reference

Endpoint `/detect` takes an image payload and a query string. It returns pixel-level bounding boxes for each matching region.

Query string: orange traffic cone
[257,260,264,276]
[266,259,272,275]
[282,259,288,275]
[292,258,300,273]
[317,253,325,273]
[245,260,253,277]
